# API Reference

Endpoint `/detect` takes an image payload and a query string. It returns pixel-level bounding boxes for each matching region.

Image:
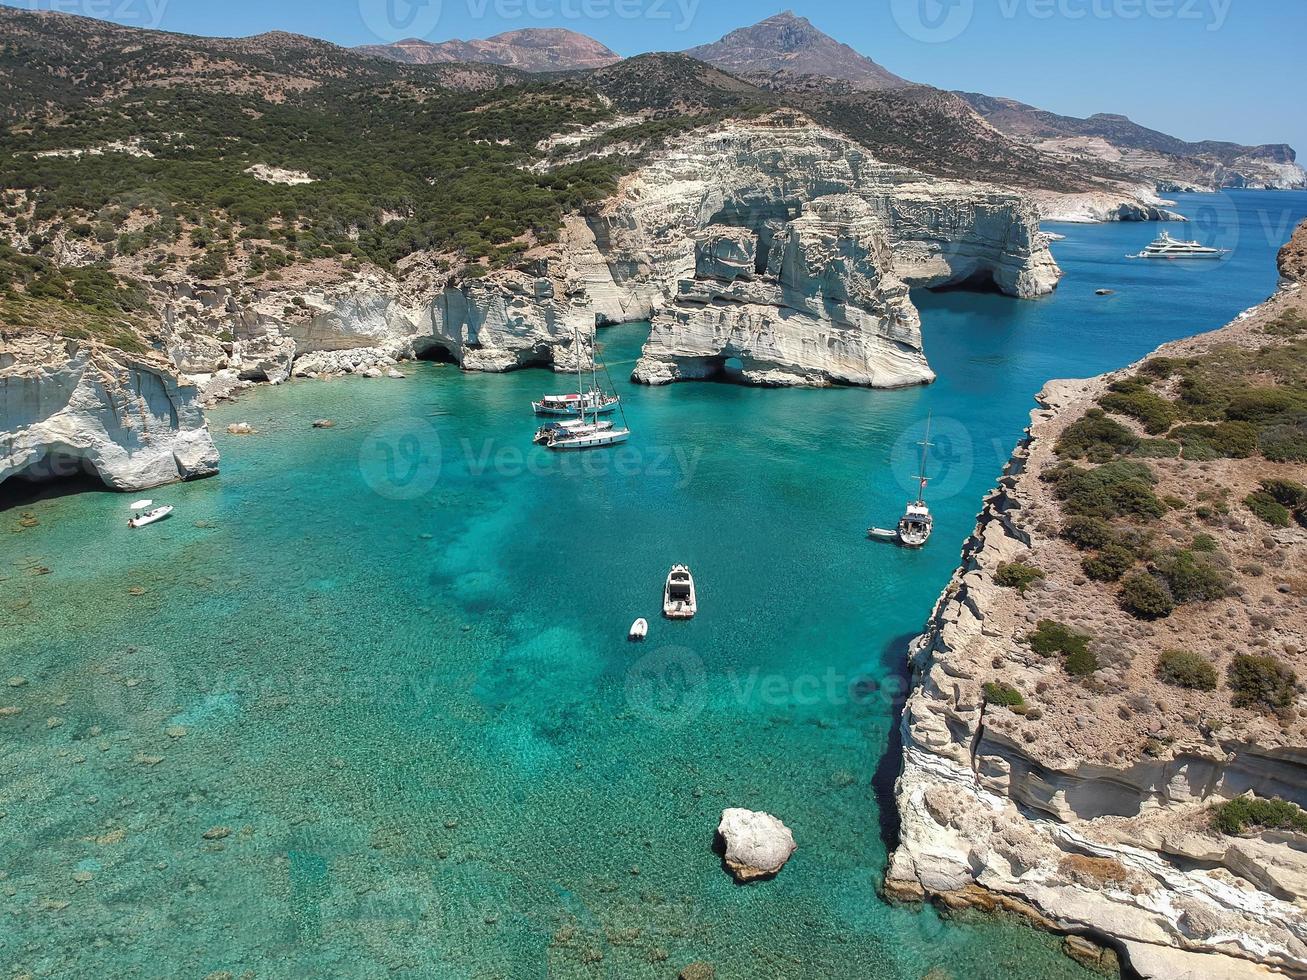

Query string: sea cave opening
[0,453,110,511]
[412,340,459,365]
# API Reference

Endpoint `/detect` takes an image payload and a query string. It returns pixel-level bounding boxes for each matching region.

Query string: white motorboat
[532,389,620,417]
[128,505,173,529]
[534,322,630,451]
[663,565,697,619]
[1128,230,1228,260]
[628,618,648,641]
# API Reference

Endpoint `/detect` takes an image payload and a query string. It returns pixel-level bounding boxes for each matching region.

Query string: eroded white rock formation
[885,271,1307,979]
[593,113,1059,387]
[0,336,218,492]
[634,197,931,387]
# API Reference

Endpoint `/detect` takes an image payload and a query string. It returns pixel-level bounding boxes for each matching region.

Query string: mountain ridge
[356,27,620,71]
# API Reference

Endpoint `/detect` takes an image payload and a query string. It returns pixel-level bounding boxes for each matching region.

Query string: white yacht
[1129,230,1229,260]
[663,565,697,619]
[534,323,630,451]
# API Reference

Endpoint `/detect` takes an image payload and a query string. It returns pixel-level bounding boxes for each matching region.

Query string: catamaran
[534,323,630,451]
[1128,230,1228,260]
[868,415,934,547]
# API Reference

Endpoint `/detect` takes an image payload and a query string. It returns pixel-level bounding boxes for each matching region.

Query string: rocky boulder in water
[716,808,796,882]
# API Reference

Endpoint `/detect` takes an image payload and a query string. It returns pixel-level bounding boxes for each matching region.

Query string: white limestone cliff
[633,198,931,387]
[0,335,218,492]
[884,277,1307,979]
[587,113,1059,387]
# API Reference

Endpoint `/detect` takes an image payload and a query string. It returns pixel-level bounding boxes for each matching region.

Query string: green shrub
[1052,460,1164,521]
[995,562,1045,593]
[1082,544,1135,582]
[1065,648,1100,676]
[1056,409,1139,461]
[1191,533,1219,553]
[1099,389,1178,435]
[1027,620,1091,658]
[1245,491,1291,527]
[1261,478,1307,510]
[1213,796,1307,835]
[1120,571,1175,620]
[982,682,1025,708]
[1229,654,1298,712]
[1156,650,1218,690]
[1151,549,1232,604]
[1259,422,1307,463]
[1133,438,1182,459]
[1264,311,1307,337]
[1061,515,1115,551]
[1171,421,1260,459]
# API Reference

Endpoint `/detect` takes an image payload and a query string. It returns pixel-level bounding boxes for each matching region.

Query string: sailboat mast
[916,414,933,506]
[573,319,586,423]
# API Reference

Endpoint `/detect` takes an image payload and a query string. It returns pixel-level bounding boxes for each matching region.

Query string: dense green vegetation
[1,84,631,273]
[982,682,1025,708]
[0,241,148,350]
[1245,478,1307,528]
[995,561,1045,593]
[1213,796,1307,835]
[1156,650,1218,691]
[1026,619,1098,675]
[1228,654,1299,712]
[1119,570,1175,620]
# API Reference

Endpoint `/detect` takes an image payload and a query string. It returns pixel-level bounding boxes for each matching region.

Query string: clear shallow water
[2,189,1304,978]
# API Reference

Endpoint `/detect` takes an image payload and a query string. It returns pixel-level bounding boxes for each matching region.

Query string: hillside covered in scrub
[886,222,1307,978]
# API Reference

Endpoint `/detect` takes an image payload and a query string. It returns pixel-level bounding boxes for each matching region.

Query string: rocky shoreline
[884,228,1307,979]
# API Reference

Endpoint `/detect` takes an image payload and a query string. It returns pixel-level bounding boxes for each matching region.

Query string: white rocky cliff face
[634,198,930,387]
[154,113,1060,394]
[1,336,219,492]
[884,297,1307,979]
[589,113,1060,386]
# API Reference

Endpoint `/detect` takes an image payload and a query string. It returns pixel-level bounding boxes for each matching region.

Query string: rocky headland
[885,222,1307,979]
[0,335,218,492]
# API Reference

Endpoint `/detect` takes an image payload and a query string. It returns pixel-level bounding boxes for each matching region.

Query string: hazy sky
[6,0,1304,155]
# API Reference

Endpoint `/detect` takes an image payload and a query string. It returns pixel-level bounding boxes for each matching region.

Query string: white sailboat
[868,415,934,547]
[534,323,630,451]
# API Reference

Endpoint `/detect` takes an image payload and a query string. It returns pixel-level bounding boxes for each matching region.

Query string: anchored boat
[535,323,630,451]
[629,618,649,641]
[128,504,173,528]
[532,389,620,417]
[663,565,697,619]
[868,415,934,548]
[1128,230,1228,260]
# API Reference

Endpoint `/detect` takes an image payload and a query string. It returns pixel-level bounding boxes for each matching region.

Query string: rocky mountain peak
[356,27,619,71]
[685,12,908,90]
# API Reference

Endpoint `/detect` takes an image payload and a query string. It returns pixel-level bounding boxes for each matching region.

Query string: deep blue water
[1,189,1304,978]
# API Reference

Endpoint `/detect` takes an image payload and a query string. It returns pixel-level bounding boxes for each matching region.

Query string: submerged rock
[716,808,796,882]
[226,423,254,435]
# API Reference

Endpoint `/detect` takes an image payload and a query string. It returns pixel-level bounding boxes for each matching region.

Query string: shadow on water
[872,630,918,856]
[0,472,109,513]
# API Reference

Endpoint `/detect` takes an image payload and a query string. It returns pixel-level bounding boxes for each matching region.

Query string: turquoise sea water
[2,190,1305,978]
